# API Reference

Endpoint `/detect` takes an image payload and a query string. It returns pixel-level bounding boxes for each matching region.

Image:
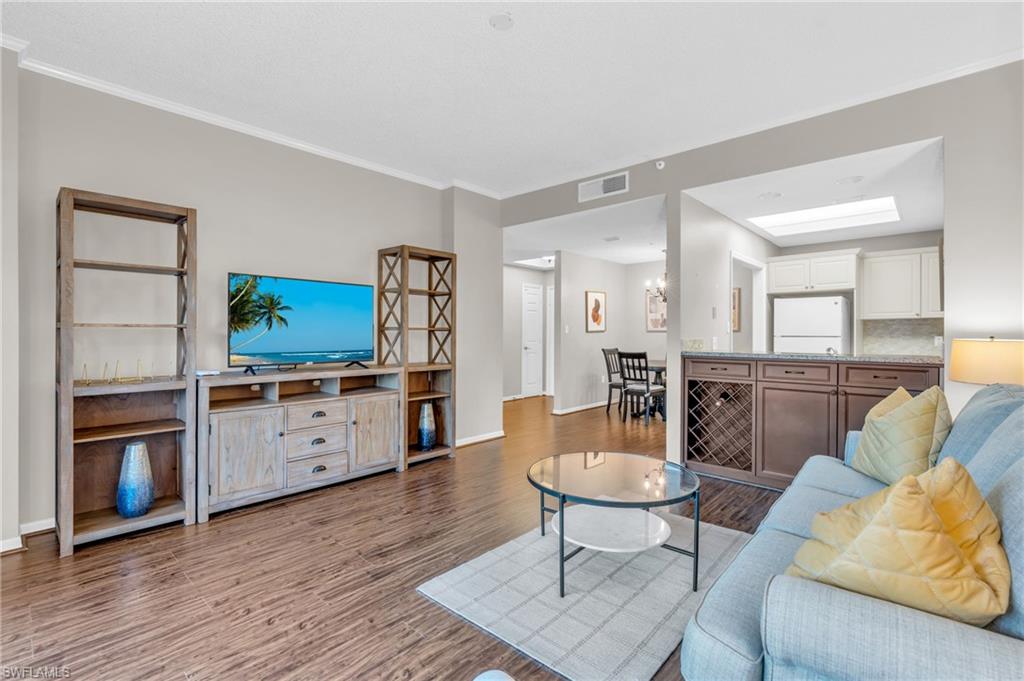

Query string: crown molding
[499,49,1024,199]
[450,180,505,201]
[1,32,510,198]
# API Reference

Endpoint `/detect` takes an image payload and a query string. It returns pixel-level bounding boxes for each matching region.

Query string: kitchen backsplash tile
[862,318,944,356]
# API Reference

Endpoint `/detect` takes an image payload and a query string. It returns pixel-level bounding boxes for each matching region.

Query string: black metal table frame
[529,471,700,598]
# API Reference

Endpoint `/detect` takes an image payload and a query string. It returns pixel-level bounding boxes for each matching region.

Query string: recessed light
[489,12,513,31]
[837,175,864,185]
[758,192,782,200]
[748,196,900,237]
[603,236,620,242]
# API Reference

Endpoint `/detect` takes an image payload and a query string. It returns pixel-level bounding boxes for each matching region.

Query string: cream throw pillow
[787,458,1011,626]
[852,385,952,484]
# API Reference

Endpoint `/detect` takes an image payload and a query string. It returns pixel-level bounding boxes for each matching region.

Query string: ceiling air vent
[578,171,629,203]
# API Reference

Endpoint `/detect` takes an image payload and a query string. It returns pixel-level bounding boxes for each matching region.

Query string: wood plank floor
[0,397,779,680]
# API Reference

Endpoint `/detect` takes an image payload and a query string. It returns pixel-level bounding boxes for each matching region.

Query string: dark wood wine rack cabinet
[682,356,942,490]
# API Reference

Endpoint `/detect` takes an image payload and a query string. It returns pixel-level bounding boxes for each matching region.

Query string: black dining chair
[618,351,666,426]
[601,348,624,414]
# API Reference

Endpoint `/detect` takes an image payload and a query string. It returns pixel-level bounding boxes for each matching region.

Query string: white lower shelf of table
[550,505,671,553]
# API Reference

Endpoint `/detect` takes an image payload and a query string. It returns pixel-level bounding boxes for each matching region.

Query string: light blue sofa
[680,384,1024,681]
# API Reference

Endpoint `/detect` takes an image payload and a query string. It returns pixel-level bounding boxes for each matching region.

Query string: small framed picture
[731,287,741,332]
[583,451,606,469]
[645,291,667,332]
[585,290,606,333]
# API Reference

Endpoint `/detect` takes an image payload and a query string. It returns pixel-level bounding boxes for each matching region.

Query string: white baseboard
[455,430,506,447]
[1,536,23,553]
[551,400,607,416]
[20,518,55,535]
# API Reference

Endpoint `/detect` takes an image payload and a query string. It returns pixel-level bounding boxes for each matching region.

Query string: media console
[196,365,405,521]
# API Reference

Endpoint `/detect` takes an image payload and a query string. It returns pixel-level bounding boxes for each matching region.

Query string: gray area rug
[417,511,750,681]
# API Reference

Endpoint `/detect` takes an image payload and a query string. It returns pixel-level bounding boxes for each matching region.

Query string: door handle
[312,465,327,473]
[311,410,327,418]
[311,437,326,446]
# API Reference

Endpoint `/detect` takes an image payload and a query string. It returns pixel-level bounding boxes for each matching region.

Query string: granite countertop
[680,350,944,366]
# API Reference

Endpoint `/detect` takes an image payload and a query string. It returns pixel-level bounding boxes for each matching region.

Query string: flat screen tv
[228,272,373,368]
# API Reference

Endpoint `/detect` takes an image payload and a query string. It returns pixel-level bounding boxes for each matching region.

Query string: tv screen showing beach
[228,273,374,367]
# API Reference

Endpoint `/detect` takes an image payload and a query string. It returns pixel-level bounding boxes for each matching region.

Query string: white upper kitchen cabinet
[768,259,810,293]
[860,247,941,319]
[767,250,858,294]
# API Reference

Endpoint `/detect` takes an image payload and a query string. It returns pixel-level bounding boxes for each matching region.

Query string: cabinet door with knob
[209,406,285,504]
[351,394,400,471]
[860,253,922,319]
[756,382,837,486]
[768,260,810,293]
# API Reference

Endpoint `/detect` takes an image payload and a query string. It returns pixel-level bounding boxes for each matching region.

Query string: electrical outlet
[934,335,944,348]
[712,336,719,351]
[600,375,606,384]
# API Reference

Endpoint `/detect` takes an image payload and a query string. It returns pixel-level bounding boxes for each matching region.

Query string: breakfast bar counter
[680,351,943,489]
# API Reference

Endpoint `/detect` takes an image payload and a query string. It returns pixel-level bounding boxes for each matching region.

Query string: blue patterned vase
[117,440,155,518]
[418,403,437,451]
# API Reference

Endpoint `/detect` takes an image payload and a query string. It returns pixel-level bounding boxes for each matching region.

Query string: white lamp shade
[950,338,1024,385]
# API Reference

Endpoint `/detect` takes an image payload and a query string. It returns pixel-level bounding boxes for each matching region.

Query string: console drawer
[287,451,348,488]
[758,361,837,385]
[286,424,347,460]
[839,364,940,391]
[286,399,347,430]
[686,359,753,380]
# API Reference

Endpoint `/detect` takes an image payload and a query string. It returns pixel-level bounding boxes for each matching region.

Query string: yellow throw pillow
[787,458,1011,626]
[852,385,952,484]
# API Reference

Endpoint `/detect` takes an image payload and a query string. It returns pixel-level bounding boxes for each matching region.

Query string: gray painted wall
[442,187,505,443]
[731,262,754,353]
[553,251,628,413]
[681,195,780,351]
[2,48,21,546]
[502,265,553,398]
[504,61,1023,460]
[622,260,668,360]
[10,69,499,532]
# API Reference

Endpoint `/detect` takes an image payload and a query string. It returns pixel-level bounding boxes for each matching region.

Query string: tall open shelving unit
[55,188,197,557]
[378,245,456,465]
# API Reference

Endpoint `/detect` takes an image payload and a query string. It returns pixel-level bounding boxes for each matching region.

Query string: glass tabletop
[527,452,699,507]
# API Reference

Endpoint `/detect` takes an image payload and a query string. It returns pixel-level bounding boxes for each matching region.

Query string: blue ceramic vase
[418,403,437,451]
[117,440,155,518]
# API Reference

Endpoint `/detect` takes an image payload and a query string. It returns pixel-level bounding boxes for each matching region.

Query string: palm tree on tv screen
[229,276,293,352]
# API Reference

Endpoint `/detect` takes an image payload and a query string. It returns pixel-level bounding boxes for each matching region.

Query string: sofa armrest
[843,430,861,466]
[762,575,1024,681]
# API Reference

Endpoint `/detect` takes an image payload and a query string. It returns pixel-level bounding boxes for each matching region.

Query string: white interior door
[521,283,543,397]
[545,285,555,395]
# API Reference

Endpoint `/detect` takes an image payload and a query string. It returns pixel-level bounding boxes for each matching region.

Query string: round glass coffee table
[527,451,701,597]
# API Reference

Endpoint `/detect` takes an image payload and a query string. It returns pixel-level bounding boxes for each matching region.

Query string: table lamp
[950,337,1024,385]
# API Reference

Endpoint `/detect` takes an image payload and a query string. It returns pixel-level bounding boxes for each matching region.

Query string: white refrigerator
[773,296,851,354]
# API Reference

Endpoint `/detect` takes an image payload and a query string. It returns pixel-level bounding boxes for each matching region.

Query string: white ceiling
[3,3,1021,198]
[504,195,666,265]
[686,139,944,247]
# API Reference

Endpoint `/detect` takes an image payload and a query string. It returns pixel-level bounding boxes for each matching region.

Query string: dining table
[648,358,667,385]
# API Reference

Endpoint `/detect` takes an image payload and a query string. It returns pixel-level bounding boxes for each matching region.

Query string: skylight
[748,196,900,237]
[514,256,556,270]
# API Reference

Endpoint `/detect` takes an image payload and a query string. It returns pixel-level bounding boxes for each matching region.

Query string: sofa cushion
[964,405,1024,497]
[680,528,806,681]
[787,458,1011,627]
[759,484,859,539]
[940,384,1024,466]
[852,386,951,484]
[987,458,1024,638]
[791,454,887,498]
